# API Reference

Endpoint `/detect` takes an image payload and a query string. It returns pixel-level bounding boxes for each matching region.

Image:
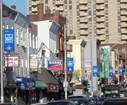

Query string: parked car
[87,97,97,105]
[31,103,47,105]
[46,100,76,105]
[102,98,127,105]
[68,98,89,105]
[0,102,16,105]
[68,95,87,99]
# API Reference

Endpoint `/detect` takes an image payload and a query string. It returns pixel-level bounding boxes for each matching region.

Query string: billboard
[48,60,63,70]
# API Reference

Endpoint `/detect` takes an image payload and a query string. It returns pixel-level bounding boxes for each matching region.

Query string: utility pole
[0,0,4,102]
[64,24,67,100]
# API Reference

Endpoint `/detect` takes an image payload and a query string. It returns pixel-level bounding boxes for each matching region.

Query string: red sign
[48,60,63,70]
[5,56,19,67]
[47,83,59,92]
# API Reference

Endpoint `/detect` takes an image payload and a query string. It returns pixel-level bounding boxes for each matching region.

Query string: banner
[93,66,98,76]
[48,60,63,70]
[66,57,74,72]
[3,29,15,52]
[109,67,113,76]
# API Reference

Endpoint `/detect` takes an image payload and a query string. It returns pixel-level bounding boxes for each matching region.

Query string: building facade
[27,0,127,44]
[3,4,38,76]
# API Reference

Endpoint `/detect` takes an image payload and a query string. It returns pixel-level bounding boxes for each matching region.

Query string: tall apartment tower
[27,0,127,44]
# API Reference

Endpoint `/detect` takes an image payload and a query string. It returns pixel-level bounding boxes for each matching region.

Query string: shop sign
[5,56,19,67]
[48,60,63,70]
[48,84,59,92]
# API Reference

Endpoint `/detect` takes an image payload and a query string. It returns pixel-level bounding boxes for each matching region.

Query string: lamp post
[64,24,68,100]
[0,0,4,102]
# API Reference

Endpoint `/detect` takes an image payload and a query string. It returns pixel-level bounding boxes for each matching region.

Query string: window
[45,0,48,4]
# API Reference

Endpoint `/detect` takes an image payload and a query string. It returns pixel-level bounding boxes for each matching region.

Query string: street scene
[0,0,127,105]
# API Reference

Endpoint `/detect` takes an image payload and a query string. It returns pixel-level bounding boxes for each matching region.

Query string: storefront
[16,77,35,105]
[35,80,48,103]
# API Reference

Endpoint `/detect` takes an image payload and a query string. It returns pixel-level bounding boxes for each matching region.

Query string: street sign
[109,67,113,76]
[93,66,98,76]
[3,29,15,52]
[66,57,74,72]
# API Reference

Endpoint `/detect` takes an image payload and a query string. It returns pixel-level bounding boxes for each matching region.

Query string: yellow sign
[74,69,81,76]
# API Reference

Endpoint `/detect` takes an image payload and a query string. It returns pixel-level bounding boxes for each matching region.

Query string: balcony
[79,0,88,4]
[120,0,127,3]
[96,23,105,28]
[121,16,127,21]
[80,18,89,23]
[80,23,88,28]
[96,5,105,10]
[55,6,64,11]
[96,29,105,35]
[121,28,127,33]
[96,17,105,22]
[79,11,88,17]
[96,0,105,4]
[55,0,64,5]
[121,10,127,15]
[31,1,37,6]
[121,22,127,27]
[121,4,127,9]
[80,30,89,35]
[31,7,37,12]
[96,11,105,16]
[121,35,127,40]
[99,35,105,41]
[79,5,88,10]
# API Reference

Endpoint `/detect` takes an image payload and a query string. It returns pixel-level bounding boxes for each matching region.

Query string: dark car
[68,98,89,105]
[102,98,127,105]
[0,102,16,105]
[68,95,87,100]
[31,103,47,105]
[46,100,76,105]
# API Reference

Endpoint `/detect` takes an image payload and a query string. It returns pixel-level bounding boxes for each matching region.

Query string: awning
[37,68,59,92]
[36,80,47,89]
[16,77,35,90]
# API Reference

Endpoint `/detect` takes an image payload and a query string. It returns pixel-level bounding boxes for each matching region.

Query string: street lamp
[64,24,68,100]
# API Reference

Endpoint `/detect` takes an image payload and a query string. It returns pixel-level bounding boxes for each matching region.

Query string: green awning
[36,80,47,89]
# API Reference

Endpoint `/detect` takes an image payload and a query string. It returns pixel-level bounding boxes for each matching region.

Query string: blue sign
[119,67,123,76]
[66,57,74,72]
[3,29,15,52]
[109,67,113,76]
[93,66,98,76]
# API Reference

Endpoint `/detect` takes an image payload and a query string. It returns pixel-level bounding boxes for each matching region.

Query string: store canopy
[36,80,47,89]
[16,77,35,90]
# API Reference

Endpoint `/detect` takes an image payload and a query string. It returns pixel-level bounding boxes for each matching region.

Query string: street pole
[116,49,120,84]
[0,0,4,102]
[64,24,67,100]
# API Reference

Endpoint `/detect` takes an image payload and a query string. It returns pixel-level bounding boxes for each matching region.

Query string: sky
[3,0,27,15]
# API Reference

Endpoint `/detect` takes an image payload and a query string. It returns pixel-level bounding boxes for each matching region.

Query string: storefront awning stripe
[36,80,47,89]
